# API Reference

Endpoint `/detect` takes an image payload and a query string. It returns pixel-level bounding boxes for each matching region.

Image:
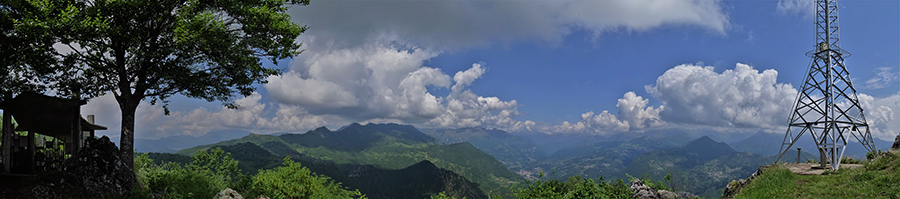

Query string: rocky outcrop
[722,166,766,199]
[59,136,134,198]
[214,188,244,199]
[629,179,696,199]
[892,133,899,150]
[629,179,658,199]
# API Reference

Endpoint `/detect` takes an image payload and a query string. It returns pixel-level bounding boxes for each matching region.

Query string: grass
[734,150,900,199]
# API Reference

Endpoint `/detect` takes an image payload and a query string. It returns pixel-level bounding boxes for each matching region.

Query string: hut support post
[2,94,12,173]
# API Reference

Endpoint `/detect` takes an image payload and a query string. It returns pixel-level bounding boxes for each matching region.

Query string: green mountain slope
[617,136,776,198]
[423,127,545,170]
[177,123,523,197]
[349,160,487,199]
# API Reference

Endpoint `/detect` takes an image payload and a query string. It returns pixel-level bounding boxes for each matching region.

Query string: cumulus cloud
[645,63,798,129]
[776,0,815,18]
[289,0,730,50]
[858,93,900,141]
[865,67,899,89]
[82,93,335,139]
[546,91,663,134]
[263,41,531,131]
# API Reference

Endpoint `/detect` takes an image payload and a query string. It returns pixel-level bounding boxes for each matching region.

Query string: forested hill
[423,127,545,170]
[177,123,524,198]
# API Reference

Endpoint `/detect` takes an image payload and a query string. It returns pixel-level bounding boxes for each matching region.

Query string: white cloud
[617,91,665,130]
[865,67,899,89]
[289,0,730,50]
[81,92,334,139]
[858,93,900,141]
[263,42,530,131]
[546,91,662,134]
[776,0,815,18]
[645,63,798,129]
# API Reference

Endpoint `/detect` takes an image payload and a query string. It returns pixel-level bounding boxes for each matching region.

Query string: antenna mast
[775,0,876,170]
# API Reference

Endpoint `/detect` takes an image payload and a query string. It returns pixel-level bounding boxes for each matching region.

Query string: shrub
[249,157,364,199]
[132,148,248,199]
[514,172,630,199]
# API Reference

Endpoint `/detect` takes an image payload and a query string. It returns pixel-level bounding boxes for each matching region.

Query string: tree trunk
[117,99,138,169]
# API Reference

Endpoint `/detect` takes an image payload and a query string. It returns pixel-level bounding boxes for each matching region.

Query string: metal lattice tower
[775,0,876,170]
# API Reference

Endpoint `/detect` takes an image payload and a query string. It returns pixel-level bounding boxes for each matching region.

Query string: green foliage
[249,157,365,199]
[177,126,525,197]
[133,148,248,199]
[515,174,631,199]
[430,192,465,199]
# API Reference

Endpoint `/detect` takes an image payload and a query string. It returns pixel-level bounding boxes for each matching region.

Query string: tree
[1,0,61,98]
[21,0,308,170]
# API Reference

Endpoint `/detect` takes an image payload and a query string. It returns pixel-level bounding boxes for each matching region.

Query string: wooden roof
[0,92,106,139]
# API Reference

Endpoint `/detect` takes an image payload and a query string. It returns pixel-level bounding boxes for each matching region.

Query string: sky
[80,0,900,142]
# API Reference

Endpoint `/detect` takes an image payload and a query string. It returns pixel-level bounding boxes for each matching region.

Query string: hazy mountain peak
[313,126,331,132]
[684,135,735,154]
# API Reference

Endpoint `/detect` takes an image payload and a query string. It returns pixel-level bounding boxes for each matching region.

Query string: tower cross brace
[775,0,876,170]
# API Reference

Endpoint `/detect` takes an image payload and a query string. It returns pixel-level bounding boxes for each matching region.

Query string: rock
[32,185,57,199]
[630,179,659,199]
[677,191,694,199]
[657,190,677,199]
[214,188,244,199]
[892,133,900,150]
[60,136,134,198]
[256,196,270,199]
[722,166,766,199]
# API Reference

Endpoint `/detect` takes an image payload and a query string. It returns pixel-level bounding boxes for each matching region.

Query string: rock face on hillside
[630,179,658,199]
[722,166,765,199]
[60,136,134,198]
[892,133,900,150]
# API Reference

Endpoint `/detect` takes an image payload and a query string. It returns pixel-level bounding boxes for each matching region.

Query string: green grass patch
[734,151,900,199]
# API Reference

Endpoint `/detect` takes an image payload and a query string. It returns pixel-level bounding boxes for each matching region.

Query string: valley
[133,122,897,198]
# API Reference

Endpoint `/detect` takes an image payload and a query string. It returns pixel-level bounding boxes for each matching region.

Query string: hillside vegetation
[732,150,900,198]
[177,123,524,198]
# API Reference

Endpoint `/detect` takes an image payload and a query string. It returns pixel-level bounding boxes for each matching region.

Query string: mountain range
[135,129,252,152]
[423,127,545,170]
[143,123,894,198]
[176,123,523,198]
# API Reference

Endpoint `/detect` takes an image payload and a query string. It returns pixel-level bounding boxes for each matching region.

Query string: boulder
[60,136,134,198]
[677,191,695,199]
[892,133,900,150]
[657,190,677,199]
[214,188,244,199]
[630,179,659,199]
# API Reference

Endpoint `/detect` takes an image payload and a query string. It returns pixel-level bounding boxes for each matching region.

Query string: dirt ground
[783,163,863,175]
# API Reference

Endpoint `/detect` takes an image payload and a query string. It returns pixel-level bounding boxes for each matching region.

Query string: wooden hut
[0,92,106,174]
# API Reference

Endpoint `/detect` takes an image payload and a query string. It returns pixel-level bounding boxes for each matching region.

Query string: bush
[514,172,630,199]
[249,157,365,199]
[132,148,249,199]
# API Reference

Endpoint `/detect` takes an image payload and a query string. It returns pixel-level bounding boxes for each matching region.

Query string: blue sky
[82,0,900,141]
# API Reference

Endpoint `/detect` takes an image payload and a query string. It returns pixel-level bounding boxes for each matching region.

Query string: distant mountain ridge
[135,129,252,152]
[177,123,523,198]
[423,127,545,170]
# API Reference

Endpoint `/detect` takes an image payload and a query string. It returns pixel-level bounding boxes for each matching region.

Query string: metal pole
[797,148,802,164]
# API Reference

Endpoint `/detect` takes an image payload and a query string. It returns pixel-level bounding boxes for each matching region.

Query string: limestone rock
[214,188,244,199]
[60,136,134,198]
[657,190,677,199]
[677,191,695,199]
[892,133,900,150]
[630,179,659,199]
